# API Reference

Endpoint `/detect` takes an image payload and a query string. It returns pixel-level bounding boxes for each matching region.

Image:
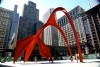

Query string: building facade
[17,1,39,40]
[35,20,44,33]
[81,4,100,54]
[0,5,19,57]
[35,20,44,40]
[42,8,59,46]
[88,0,100,8]
[57,6,87,55]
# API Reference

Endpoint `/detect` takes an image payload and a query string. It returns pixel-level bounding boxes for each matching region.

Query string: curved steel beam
[14,7,83,63]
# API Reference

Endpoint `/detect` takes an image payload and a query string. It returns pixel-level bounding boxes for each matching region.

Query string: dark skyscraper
[81,4,100,54]
[17,1,39,39]
[88,0,100,8]
[36,20,44,33]
[35,20,44,40]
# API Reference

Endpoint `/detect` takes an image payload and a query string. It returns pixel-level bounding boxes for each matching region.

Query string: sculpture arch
[14,7,83,63]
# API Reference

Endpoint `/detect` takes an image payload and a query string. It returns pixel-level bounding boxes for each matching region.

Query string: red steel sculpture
[14,7,83,63]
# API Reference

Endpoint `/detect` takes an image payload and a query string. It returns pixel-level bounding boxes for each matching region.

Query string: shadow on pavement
[0,65,13,67]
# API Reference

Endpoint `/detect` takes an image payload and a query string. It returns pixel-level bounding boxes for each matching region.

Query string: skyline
[0,0,89,21]
[0,0,100,62]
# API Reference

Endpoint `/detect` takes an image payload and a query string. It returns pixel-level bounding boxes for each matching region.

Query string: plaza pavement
[0,59,100,67]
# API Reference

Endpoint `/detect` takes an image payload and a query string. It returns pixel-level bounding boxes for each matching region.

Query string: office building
[42,8,59,46]
[57,6,87,55]
[17,1,39,40]
[88,0,100,8]
[0,5,19,57]
[27,20,44,61]
[35,20,44,33]
[35,20,44,40]
[17,1,43,61]
[81,4,100,54]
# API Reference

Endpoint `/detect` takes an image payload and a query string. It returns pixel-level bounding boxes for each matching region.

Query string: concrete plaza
[0,59,100,67]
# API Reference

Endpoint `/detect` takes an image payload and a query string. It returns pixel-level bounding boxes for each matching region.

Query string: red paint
[14,7,83,63]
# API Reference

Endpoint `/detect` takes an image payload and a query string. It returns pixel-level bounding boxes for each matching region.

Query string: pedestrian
[34,56,37,63]
[48,57,53,63]
[48,57,50,63]
[76,54,79,63]
[4,57,6,62]
[70,56,73,62]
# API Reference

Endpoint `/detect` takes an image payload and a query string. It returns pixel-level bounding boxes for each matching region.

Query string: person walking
[4,57,6,62]
[48,57,53,63]
[34,56,37,63]
[76,54,79,63]
[70,56,73,62]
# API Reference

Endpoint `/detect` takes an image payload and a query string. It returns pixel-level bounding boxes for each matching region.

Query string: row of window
[0,11,12,18]
[58,7,80,26]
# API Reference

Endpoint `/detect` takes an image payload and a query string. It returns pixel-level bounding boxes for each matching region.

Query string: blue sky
[0,0,89,20]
